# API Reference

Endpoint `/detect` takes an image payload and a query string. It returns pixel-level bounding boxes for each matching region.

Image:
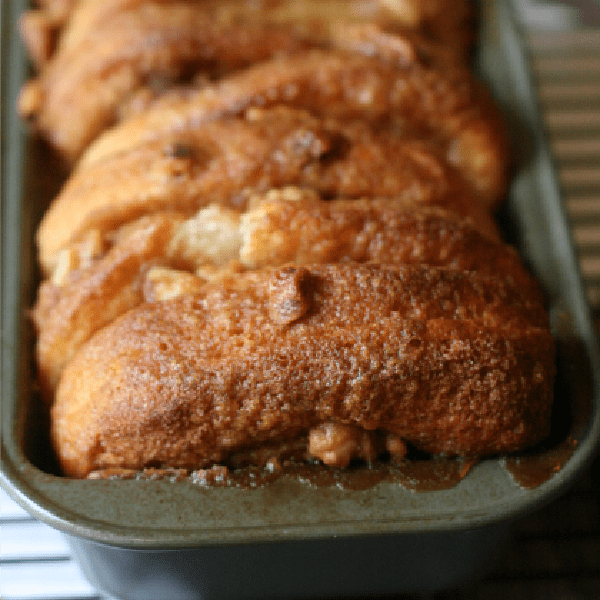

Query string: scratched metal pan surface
[2,0,600,597]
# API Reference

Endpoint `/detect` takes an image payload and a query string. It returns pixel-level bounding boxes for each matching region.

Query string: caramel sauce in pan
[192,457,476,492]
[502,437,578,490]
[89,455,477,492]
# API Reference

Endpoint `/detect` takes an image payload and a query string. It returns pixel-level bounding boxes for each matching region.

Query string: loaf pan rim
[2,0,600,551]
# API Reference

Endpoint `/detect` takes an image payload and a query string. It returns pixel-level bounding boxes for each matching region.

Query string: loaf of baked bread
[18,1,555,480]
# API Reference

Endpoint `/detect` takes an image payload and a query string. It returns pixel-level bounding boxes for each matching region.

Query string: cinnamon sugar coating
[33,191,543,404]
[52,264,555,478]
[81,48,508,205]
[37,106,498,274]
[18,0,475,161]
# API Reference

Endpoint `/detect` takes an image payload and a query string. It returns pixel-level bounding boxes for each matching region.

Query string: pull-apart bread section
[52,264,555,479]
[17,0,310,159]
[20,0,475,69]
[36,106,501,275]
[21,1,556,480]
[78,48,508,206]
[19,0,475,161]
[32,192,542,401]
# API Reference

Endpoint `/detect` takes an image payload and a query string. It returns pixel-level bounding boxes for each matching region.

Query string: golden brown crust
[34,193,541,401]
[241,191,539,300]
[52,264,554,478]
[33,213,181,398]
[242,190,494,266]
[19,0,475,161]
[37,106,497,273]
[81,49,508,205]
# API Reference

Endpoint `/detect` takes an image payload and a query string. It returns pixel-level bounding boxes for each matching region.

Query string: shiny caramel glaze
[18,0,475,161]
[37,106,498,274]
[33,193,539,403]
[52,263,555,478]
[79,48,508,205]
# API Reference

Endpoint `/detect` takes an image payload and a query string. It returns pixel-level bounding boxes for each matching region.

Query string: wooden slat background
[530,29,600,307]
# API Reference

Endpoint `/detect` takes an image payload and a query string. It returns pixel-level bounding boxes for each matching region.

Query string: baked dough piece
[18,0,475,161]
[81,49,508,206]
[17,1,311,160]
[33,191,542,400]
[33,213,182,398]
[239,190,504,269]
[36,106,499,275]
[21,0,475,67]
[51,263,555,478]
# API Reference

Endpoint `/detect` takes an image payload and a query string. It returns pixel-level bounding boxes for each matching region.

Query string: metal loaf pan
[2,0,600,597]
